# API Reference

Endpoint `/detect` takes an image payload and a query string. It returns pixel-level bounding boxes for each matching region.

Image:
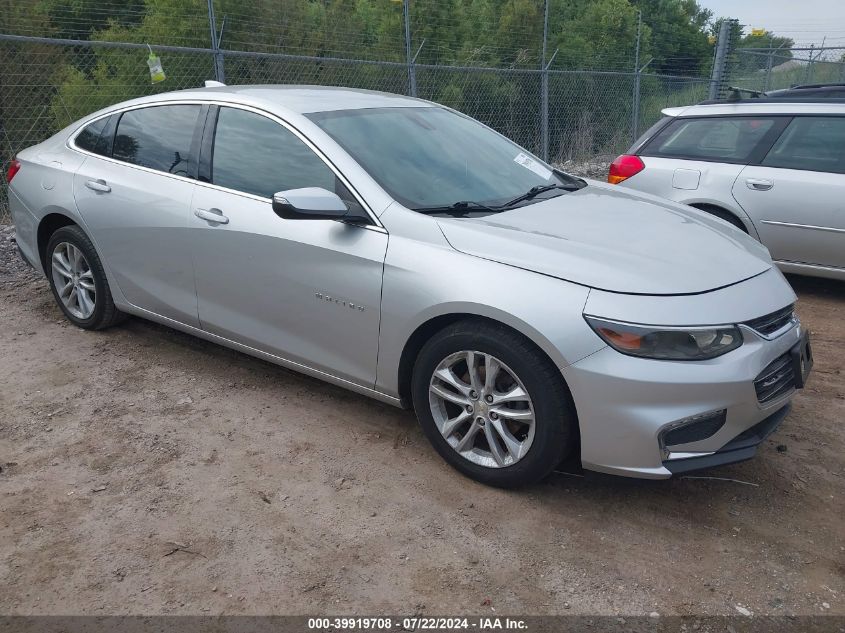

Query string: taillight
[608,154,644,184]
[6,159,21,184]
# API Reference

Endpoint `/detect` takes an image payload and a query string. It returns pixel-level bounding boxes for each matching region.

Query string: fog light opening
[659,409,727,453]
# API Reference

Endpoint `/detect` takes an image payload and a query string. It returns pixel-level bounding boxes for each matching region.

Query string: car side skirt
[119,303,404,408]
[775,260,845,282]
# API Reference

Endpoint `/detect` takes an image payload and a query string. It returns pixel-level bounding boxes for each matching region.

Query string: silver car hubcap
[428,350,535,468]
[51,242,96,319]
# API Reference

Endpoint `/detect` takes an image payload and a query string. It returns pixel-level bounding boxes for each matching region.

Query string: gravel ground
[557,160,612,180]
[0,223,843,617]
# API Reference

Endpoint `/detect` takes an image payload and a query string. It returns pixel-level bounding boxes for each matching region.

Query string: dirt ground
[0,223,843,617]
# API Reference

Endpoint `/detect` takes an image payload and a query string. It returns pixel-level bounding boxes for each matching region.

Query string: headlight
[584,316,743,360]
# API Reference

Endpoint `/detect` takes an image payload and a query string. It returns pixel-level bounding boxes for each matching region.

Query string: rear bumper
[663,403,789,475]
[15,234,36,269]
[8,187,41,273]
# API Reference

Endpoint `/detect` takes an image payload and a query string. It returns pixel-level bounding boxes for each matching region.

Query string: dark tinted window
[211,107,335,199]
[762,117,845,173]
[75,117,109,155]
[113,105,200,176]
[643,117,777,162]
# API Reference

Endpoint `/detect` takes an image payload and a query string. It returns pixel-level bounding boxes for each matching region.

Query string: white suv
[608,99,845,281]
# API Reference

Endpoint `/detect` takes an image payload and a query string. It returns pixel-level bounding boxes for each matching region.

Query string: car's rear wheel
[411,320,576,488]
[46,225,124,330]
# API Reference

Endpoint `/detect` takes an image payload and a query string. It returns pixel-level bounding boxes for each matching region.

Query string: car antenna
[205,80,226,88]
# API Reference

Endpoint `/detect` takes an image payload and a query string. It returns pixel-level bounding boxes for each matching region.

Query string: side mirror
[272,187,349,221]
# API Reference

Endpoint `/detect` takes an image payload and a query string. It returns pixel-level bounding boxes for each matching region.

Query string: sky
[699,0,845,53]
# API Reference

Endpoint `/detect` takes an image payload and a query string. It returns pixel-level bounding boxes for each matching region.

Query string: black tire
[694,205,748,233]
[45,225,125,330]
[411,319,576,488]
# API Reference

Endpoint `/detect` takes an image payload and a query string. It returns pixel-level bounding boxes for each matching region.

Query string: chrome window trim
[66,99,386,231]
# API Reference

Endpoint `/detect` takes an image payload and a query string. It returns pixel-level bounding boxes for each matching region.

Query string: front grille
[745,305,795,337]
[754,353,795,404]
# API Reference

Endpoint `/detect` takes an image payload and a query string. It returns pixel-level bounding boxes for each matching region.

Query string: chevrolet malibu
[7,85,813,487]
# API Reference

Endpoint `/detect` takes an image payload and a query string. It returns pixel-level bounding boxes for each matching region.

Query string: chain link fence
[0,0,719,222]
[730,46,845,93]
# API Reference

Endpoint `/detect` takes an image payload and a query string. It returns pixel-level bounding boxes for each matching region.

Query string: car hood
[436,181,772,296]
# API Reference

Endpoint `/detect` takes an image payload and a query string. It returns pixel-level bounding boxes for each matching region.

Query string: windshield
[307,106,573,211]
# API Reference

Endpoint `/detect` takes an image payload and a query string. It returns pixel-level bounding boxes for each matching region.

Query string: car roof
[661,101,845,118]
[119,85,433,115]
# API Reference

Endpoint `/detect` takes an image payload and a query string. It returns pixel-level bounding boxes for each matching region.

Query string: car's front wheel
[411,320,576,488]
[46,225,125,330]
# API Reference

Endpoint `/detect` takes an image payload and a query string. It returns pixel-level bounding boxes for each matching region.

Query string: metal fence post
[403,0,416,97]
[631,10,642,143]
[540,0,550,162]
[207,0,225,83]
[805,44,815,83]
[764,45,773,91]
[709,19,732,100]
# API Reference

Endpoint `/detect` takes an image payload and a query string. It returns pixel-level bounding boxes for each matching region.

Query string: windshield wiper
[413,200,501,217]
[414,176,586,216]
[498,183,581,209]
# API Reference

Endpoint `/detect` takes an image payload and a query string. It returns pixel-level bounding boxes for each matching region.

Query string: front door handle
[194,208,229,224]
[85,179,111,193]
[746,178,773,191]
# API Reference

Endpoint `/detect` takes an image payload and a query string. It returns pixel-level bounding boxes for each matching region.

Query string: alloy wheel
[428,350,536,468]
[51,241,97,319]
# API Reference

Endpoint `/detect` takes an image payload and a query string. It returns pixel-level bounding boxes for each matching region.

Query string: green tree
[634,0,712,77]
[0,1,63,154]
[43,0,146,40]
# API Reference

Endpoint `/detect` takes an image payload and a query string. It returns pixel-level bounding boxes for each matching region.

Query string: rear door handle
[194,208,229,224]
[85,179,111,193]
[746,178,773,191]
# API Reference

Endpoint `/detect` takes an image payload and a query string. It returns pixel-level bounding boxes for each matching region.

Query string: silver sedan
[7,85,812,487]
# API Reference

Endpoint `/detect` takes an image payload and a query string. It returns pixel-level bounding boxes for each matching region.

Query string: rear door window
[113,105,201,177]
[642,116,779,163]
[761,116,845,174]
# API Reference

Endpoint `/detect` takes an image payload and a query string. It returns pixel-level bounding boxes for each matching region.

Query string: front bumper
[562,269,806,479]
[564,320,804,478]
[662,403,789,474]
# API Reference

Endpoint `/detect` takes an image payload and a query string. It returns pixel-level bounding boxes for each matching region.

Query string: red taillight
[608,154,644,184]
[6,159,21,184]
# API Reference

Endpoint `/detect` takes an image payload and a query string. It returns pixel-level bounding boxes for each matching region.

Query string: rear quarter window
[74,117,109,156]
[641,116,779,163]
[630,116,671,153]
